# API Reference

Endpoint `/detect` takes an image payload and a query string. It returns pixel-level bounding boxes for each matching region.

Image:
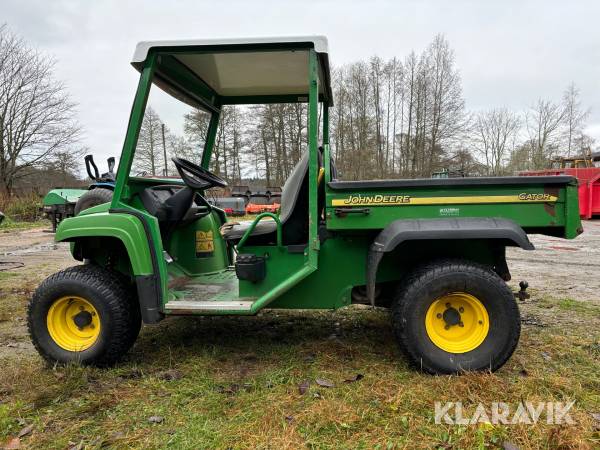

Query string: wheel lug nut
[478,320,483,325]
[436,313,442,319]
[445,303,451,308]
[444,324,450,330]
[459,322,464,327]
[459,307,464,313]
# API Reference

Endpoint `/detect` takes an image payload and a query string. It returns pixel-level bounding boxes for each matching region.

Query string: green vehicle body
[53,37,581,324]
[42,188,88,206]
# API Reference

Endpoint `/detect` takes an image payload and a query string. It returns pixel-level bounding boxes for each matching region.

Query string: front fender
[56,211,164,323]
[56,212,154,275]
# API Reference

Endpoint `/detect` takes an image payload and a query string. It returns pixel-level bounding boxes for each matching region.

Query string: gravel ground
[507,220,600,306]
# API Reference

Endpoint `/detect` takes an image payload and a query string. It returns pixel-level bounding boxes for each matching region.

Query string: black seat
[139,185,208,241]
[221,150,318,246]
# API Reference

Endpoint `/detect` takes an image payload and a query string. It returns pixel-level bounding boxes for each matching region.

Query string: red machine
[520,167,600,219]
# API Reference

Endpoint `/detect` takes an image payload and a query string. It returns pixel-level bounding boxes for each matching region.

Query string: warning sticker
[196,230,215,258]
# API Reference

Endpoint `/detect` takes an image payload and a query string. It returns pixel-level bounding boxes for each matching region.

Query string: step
[164,300,254,312]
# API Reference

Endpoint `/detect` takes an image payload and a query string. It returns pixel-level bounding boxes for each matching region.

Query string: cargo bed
[325,175,581,239]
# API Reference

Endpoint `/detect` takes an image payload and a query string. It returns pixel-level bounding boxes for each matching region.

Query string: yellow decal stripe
[331,195,558,207]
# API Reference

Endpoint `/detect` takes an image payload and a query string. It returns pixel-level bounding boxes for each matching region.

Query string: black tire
[391,259,520,374]
[27,265,141,366]
[74,188,113,215]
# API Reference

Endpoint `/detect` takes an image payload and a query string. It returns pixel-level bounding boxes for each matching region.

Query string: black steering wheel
[171,157,228,190]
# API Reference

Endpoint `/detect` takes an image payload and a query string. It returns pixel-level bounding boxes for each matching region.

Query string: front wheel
[28,265,141,366]
[391,259,520,374]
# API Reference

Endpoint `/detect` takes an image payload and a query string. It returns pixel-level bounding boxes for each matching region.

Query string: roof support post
[201,105,221,169]
[307,49,320,267]
[112,53,156,206]
[322,104,331,183]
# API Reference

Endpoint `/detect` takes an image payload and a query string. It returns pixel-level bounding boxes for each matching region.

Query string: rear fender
[366,218,534,306]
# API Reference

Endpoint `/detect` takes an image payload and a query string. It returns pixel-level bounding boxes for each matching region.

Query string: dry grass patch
[0,282,598,449]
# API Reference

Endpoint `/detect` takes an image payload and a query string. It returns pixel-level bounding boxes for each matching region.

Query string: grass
[0,193,49,232]
[0,193,43,222]
[0,269,598,448]
[0,217,49,232]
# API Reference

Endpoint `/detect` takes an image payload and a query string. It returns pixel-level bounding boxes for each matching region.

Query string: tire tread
[391,258,520,374]
[27,265,140,366]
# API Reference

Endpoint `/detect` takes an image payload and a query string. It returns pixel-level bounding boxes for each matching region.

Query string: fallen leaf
[107,431,125,441]
[285,415,294,423]
[503,442,520,450]
[3,437,20,449]
[298,380,309,395]
[158,369,182,381]
[344,374,364,383]
[313,392,322,399]
[17,424,33,438]
[226,384,240,394]
[148,416,164,424]
[53,372,66,381]
[66,440,84,450]
[303,354,316,363]
[316,378,334,388]
[120,369,143,379]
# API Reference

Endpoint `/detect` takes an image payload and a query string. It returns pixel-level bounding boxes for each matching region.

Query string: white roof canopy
[131,36,332,105]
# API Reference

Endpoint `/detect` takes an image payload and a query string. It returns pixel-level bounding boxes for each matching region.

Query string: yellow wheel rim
[425,292,489,353]
[46,296,101,352]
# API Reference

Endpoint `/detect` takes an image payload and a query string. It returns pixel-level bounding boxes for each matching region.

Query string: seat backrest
[279,152,309,224]
[279,150,326,245]
[279,152,309,245]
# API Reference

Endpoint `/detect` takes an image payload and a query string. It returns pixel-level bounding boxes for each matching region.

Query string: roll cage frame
[110,42,332,295]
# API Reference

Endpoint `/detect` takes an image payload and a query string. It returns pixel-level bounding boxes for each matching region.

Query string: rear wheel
[74,188,113,215]
[391,259,520,374]
[28,265,140,366]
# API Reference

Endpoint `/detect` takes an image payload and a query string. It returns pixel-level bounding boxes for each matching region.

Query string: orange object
[245,202,280,214]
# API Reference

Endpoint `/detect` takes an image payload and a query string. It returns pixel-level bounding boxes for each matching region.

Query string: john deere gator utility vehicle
[28,36,582,374]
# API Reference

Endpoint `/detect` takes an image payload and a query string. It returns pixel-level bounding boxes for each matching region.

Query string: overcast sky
[3,0,600,164]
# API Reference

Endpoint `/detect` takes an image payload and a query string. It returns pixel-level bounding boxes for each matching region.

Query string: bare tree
[135,106,163,175]
[526,99,566,169]
[0,25,80,194]
[561,83,589,157]
[473,108,521,175]
[45,146,86,185]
